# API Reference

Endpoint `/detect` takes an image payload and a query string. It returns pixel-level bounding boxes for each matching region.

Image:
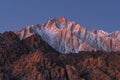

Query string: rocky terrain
[15,16,120,53]
[0,31,120,80]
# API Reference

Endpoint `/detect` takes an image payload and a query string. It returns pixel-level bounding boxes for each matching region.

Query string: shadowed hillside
[0,32,120,80]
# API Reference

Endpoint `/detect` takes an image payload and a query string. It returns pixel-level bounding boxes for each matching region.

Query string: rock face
[0,31,120,80]
[15,16,120,53]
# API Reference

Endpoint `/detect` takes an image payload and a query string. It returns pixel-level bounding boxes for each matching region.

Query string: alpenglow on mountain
[14,16,120,53]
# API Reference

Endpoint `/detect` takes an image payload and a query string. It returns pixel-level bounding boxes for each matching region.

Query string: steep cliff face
[15,16,120,53]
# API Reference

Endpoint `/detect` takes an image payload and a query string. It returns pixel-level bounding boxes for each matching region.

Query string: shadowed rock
[0,31,120,80]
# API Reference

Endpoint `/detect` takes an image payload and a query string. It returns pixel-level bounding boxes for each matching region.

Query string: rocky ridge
[15,16,120,53]
[0,31,120,80]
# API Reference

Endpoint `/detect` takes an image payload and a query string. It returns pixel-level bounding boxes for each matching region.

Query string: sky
[0,0,120,33]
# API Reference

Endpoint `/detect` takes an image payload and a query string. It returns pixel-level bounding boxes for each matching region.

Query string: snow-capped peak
[14,16,120,53]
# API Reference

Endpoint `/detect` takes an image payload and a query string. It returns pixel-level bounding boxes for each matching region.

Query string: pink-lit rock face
[15,16,120,53]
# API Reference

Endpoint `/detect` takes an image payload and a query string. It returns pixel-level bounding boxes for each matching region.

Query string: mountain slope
[0,32,120,80]
[15,16,120,53]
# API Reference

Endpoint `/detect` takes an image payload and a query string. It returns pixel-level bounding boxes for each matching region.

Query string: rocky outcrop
[0,31,28,68]
[90,69,112,80]
[7,50,120,80]
[22,34,57,53]
[0,31,120,80]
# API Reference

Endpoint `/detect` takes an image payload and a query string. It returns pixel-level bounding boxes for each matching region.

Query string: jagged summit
[55,16,67,26]
[55,16,67,28]
[43,16,67,29]
[14,16,120,53]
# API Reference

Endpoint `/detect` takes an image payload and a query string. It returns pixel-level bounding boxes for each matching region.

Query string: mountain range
[0,16,120,80]
[14,16,120,53]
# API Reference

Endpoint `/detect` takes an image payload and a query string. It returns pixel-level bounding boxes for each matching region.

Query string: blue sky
[0,0,120,32]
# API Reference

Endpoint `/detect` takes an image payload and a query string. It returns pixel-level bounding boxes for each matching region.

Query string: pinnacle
[55,16,67,25]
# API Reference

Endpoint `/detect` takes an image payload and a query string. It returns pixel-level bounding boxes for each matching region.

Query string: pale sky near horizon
[0,0,120,33]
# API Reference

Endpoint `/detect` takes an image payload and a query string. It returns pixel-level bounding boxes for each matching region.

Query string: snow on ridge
[14,16,120,53]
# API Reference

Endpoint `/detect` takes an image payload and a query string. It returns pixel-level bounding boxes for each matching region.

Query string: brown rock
[0,31,120,80]
[90,69,111,80]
